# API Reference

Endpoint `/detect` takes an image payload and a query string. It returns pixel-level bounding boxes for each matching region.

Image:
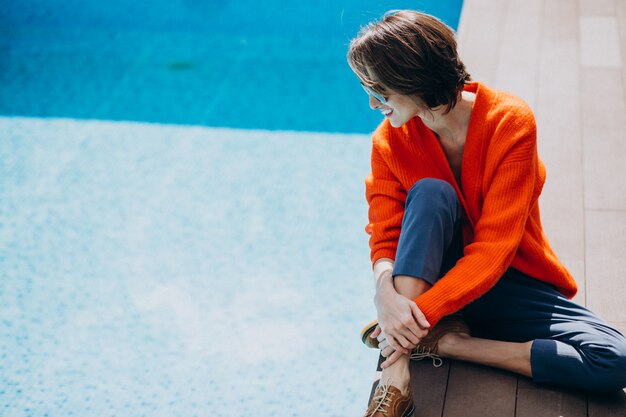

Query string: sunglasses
[361,84,388,105]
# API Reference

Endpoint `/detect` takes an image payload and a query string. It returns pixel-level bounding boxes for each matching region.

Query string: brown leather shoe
[360,319,380,349]
[360,313,470,366]
[410,313,470,367]
[364,380,414,417]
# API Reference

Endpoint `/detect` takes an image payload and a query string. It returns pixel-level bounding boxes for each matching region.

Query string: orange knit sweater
[366,82,578,326]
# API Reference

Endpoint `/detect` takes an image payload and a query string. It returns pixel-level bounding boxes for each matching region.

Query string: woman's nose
[368,94,381,109]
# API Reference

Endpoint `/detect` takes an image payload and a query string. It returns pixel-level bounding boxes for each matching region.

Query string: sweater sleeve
[414,115,540,325]
[365,142,407,264]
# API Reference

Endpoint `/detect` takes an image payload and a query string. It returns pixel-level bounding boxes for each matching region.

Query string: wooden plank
[582,127,626,211]
[580,68,626,130]
[588,390,626,417]
[442,360,517,417]
[368,355,451,417]
[409,359,451,417]
[456,0,506,86]
[585,211,626,323]
[515,376,587,417]
[535,94,584,259]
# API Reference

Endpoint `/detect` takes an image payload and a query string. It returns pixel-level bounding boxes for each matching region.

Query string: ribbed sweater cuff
[371,249,396,267]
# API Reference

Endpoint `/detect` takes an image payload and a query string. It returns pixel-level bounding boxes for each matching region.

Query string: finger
[410,303,431,329]
[381,350,404,369]
[400,322,421,346]
[402,311,427,343]
[396,330,416,350]
[370,326,382,339]
[379,341,392,354]
[378,338,389,350]
[381,346,394,358]
[387,334,410,354]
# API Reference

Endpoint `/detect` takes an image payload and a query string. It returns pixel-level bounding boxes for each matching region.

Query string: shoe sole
[360,320,379,349]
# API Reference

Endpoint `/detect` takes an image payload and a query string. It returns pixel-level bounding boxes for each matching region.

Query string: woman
[348,10,626,417]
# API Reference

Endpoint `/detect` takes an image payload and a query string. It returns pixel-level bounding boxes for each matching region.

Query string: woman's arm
[366,146,430,353]
[373,257,394,287]
[365,144,406,264]
[414,112,541,326]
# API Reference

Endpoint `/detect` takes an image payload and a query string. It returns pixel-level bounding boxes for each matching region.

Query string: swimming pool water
[1,117,376,416]
[1,2,464,416]
[2,0,463,133]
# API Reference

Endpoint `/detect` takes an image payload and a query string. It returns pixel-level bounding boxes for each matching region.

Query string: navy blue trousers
[392,178,626,392]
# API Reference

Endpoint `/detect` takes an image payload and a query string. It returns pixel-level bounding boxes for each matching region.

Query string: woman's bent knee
[407,178,456,201]
[405,178,459,218]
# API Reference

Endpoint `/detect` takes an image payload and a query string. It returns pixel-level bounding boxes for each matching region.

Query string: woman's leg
[455,271,626,392]
[379,278,431,392]
[377,178,626,393]
[382,179,536,388]
[392,268,626,392]
[397,262,626,392]
[437,334,533,377]
[378,178,463,392]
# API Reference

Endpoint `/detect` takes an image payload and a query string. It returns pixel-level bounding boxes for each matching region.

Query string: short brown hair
[347,10,471,113]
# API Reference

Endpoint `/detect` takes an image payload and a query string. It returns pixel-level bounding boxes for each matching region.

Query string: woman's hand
[369,327,407,368]
[373,272,430,363]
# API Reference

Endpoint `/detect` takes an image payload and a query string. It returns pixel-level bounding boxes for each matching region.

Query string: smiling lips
[382,108,393,117]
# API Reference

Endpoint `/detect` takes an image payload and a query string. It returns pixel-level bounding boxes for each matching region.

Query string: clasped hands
[372,271,431,368]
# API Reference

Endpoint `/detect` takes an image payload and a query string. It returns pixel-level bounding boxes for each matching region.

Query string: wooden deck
[457,0,626,330]
[365,0,626,414]
[369,356,626,416]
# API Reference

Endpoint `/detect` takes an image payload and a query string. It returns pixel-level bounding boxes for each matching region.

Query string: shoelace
[365,378,394,417]
[410,346,443,367]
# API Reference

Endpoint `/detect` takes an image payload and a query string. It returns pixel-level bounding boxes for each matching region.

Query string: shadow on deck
[369,355,626,416]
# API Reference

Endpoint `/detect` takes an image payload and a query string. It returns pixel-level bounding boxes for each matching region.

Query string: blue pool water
[1,2,464,416]
[2,0,462,133]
